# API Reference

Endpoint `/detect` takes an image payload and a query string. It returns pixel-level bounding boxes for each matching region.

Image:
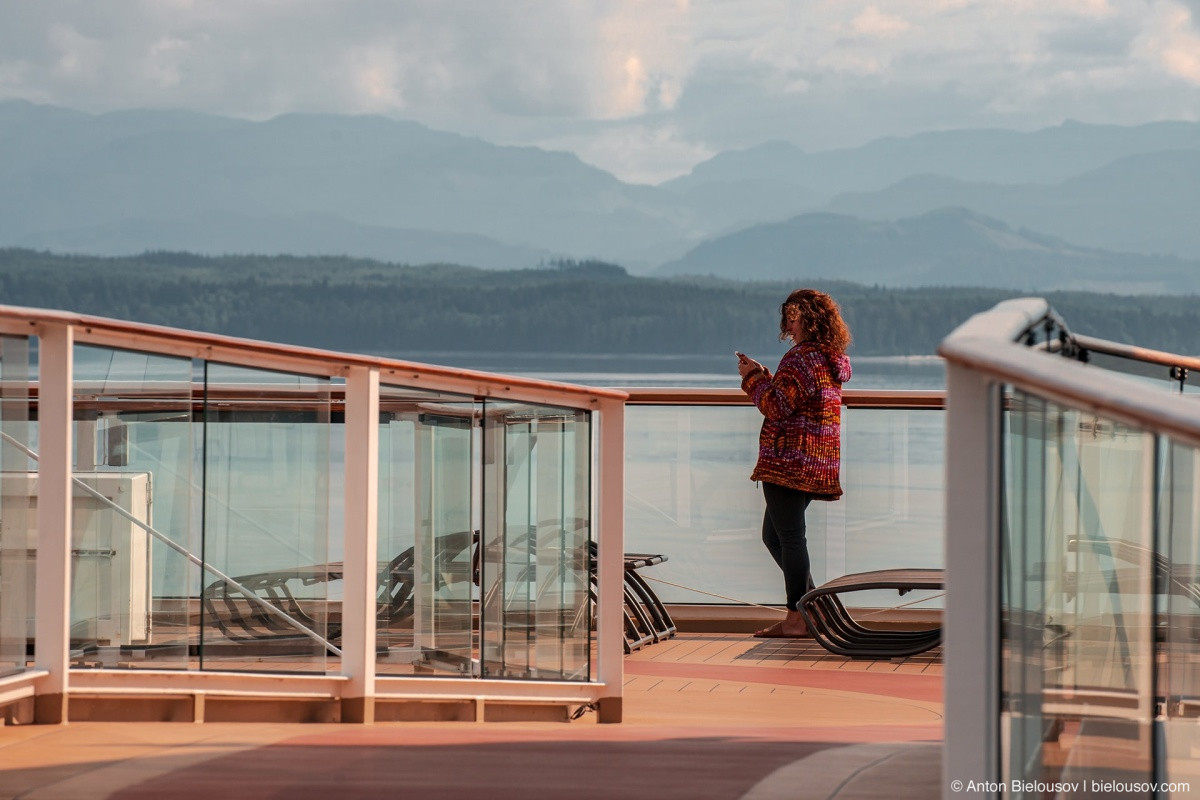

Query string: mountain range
[1,99,1198,293]
[655,207,1200,293]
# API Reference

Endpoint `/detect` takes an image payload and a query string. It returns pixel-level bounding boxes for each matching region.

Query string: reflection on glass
[376,385,478,676]
[67,345,197,670]
[1001,391,1155,797]
[198,363,333,673]
[481,401,590,681]
[841,408,945,611]
[624,405,945,609]
[0,336,33,676]
[1158,440,1200,787]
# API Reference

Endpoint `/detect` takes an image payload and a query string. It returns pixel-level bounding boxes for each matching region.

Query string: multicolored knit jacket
[740,342,852,500]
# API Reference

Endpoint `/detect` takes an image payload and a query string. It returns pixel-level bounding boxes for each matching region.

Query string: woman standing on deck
[737,289,852,638]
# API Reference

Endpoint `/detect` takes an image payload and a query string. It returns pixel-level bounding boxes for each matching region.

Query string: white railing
[0,304,627,724]
[939,297,1200,798]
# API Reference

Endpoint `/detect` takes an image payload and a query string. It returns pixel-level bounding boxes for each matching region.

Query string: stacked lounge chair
[798,568,943,659]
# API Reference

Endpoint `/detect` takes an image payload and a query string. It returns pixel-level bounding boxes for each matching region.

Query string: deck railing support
[33,322,73,724]
[341,366,379,723]
[595,396,625,723]
[942,360,1002,796]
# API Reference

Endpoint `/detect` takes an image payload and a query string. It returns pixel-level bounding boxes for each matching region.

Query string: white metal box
[2,471,152,646]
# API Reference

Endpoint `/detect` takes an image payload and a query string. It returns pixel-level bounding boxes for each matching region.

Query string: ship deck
[0,633,943,800]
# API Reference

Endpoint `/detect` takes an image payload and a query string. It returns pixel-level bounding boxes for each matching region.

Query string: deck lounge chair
[619,552,678,652]
[1067,537,1200,609]
[583,543,676,653]
[203,531,676,656]
[798,568,944,659]
[200,529,470,653]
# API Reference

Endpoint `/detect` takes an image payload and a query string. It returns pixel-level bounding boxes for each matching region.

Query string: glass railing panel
[0,335,34,676]
[625,404,775,605]
[197,364,333,673]
[530,414,590,682]
[839,406,945,611]
[1001,390,1155,797]
[1158,439,1200,786]
[377,385,478,677]
[480,401,591,681]
[624,403,944,608]
[69,345,198,670]
[1000,391,1048,795]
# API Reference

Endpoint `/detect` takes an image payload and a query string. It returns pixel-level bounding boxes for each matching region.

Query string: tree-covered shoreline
[2,248,1196,358]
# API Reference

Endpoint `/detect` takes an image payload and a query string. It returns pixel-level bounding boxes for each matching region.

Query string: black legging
[761,482,816,610]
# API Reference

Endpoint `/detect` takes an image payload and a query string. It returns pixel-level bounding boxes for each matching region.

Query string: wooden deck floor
[0,633,945,800]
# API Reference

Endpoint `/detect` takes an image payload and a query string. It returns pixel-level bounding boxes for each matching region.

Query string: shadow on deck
[0,633,944,800]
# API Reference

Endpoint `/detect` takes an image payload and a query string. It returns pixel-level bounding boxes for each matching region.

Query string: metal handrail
[939,297,1200,448]
[1070,333,1200,391]
[0,303,628,409]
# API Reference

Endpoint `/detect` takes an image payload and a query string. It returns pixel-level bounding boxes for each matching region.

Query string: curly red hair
[779,289,852,354]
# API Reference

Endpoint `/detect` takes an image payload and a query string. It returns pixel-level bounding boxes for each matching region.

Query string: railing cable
[639,575,786,613]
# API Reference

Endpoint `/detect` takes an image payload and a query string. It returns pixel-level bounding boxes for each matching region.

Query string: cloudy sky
[1,0,1198,183]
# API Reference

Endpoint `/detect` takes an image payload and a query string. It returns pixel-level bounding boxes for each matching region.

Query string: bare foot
[753,621,785,637]
[753,612,810,638]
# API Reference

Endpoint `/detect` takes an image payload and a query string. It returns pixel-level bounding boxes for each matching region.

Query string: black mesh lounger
[200,529,474,652]
[586,544,677,652]
[798,568,943,659]
[1067,537,1200,608]
[204,531,676,657]
[621,553,677,651]
[202,564,336,646]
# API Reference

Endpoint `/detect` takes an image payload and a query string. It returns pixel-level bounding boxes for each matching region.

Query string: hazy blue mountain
[666,119,1200,201]
[0,100,247,181]
[656,207,1200,294]
[12,210,552,269]
[0,101,690,269]
[826,150,1200,260]
[3,100,1200,278]
[662,120,1200,269]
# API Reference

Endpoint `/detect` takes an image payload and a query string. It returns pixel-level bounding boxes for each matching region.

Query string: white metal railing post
[594,396,625,722]
[341,366,379,722]
[942,361,1002,797]
[33,322,73,724]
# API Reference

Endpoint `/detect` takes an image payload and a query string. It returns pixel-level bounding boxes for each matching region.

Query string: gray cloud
[1041,19,1140,58]
[1,0,1198,182]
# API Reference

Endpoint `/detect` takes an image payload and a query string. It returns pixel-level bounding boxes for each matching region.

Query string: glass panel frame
[480,400,592,682]
[376,384,479,677]
[66,344,199,670]
[0,335,34,676]
[196,362,334,674]
[1000,389,1156,798]
[1156,439,1200,787]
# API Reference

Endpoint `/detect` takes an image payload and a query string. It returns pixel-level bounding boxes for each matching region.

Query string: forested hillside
[2,249,1197,357]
